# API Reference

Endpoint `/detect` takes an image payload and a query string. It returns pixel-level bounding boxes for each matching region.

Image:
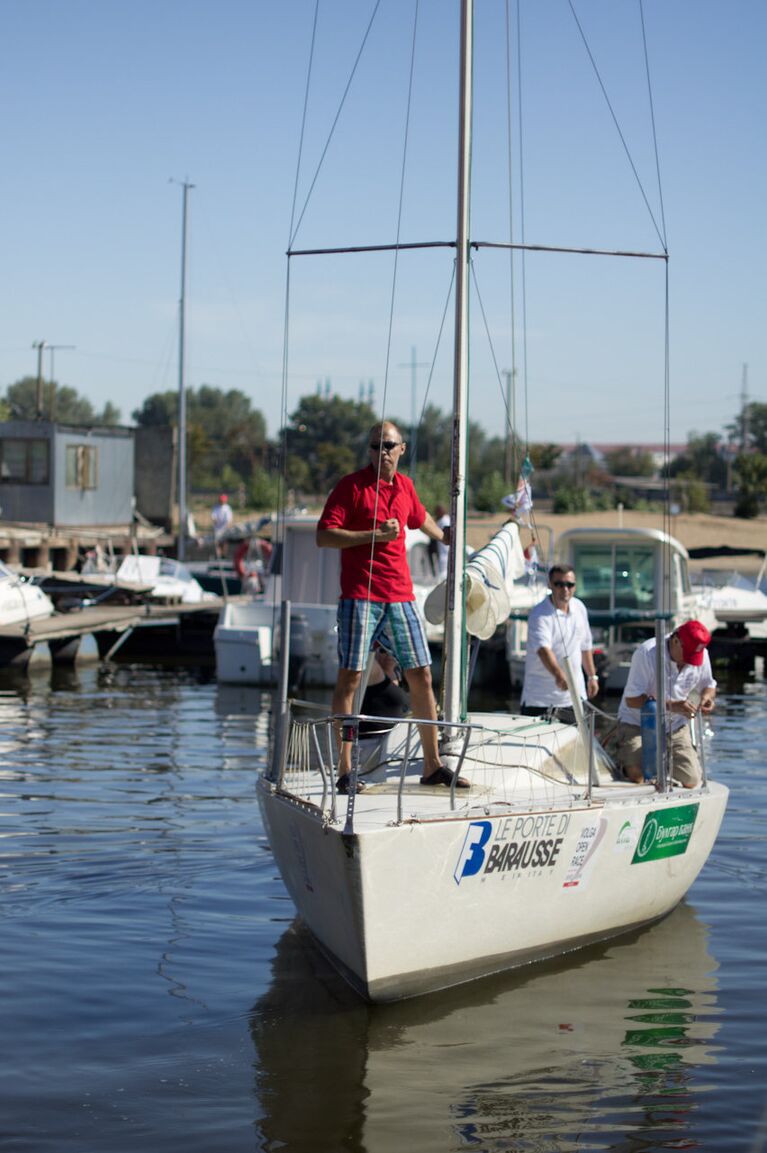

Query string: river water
[1,662,765,1152]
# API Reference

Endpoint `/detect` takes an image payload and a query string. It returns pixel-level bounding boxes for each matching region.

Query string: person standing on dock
[615,620,716,788]
[211,493,233,556]
[317,419,467,794]
[520,564,599,720]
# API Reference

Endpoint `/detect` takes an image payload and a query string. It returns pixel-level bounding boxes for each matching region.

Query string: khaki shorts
[615,721,702,788]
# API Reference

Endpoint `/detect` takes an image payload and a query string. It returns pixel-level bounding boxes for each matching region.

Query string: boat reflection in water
[250,901,721,1152]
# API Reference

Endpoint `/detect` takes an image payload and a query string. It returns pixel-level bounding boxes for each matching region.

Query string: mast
[442,0,473,725]
[175,178,194,560]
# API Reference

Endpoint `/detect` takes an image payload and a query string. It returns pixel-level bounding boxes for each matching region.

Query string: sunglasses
[369,440,402,452]
[553,580,576,589]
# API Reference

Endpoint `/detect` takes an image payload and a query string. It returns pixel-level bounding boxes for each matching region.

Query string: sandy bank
[465,510,767,573]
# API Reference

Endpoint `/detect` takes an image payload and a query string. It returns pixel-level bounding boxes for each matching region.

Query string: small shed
[0,420,134,526]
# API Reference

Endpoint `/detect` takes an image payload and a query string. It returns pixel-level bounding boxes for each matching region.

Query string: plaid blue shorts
[337,599,431,671]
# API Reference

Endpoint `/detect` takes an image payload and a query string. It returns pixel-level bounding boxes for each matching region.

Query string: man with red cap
[615,620,716,787]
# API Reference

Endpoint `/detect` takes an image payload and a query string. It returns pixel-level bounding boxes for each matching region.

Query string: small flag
[502,467,533,525]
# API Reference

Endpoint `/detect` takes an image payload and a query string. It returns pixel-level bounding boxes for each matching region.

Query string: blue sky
[1,0,764,448]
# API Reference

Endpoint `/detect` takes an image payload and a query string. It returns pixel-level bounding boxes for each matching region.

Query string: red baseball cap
[675,619,711,666]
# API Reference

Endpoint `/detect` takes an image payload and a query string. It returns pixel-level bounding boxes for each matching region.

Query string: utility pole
[172,178,194,560]
[32,341,47,418]
[741,362,749,451]
[46,344,76,419]
[398,346,428,483]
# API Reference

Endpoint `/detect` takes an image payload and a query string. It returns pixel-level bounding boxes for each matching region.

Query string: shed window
[0,438,50,484]
[66,445,98,490]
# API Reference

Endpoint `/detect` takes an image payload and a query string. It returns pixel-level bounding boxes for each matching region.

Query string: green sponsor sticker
[631,803,699,864]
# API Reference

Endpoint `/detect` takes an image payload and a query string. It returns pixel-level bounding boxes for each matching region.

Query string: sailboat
[257,0,728,1002]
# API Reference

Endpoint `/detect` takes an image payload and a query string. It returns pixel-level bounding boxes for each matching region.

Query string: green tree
[603,446,656,478]
[4,377,120,424]
[728,402,767,454]
[281,395,378,493]
[528,443,563,471]
[408,464,452,515]
[667,432,726,487]
[133,386,268,491]
[249,468,281,511]
[412,404,453,472]
[670,473,711,514]
[474,469,508,513]
[733,453,767,518]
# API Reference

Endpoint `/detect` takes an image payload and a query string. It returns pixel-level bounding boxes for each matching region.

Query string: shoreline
[465,510,767,573]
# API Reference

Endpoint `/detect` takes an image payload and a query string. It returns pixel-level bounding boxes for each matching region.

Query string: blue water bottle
[640,699,657,781]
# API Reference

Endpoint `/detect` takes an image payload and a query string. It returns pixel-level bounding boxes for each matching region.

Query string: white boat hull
[214,600,338,686]
[258,713,727,1002]
[214,601,276,684]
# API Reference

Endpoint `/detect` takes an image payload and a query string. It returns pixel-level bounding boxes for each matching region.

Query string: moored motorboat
[507,527,719,692]
[0,561,54,626]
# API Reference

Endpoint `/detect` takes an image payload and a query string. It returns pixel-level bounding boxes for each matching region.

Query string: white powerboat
[0,562,54,625]
[257,0,728,1002]
[215,516,341,687]
[691,549,767,638]
[114,555,215,605]
[508,527,719,693]
[215,518,450,687]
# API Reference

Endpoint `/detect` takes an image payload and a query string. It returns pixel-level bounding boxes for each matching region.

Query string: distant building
[0,420,134,526]
[558,443,688,474]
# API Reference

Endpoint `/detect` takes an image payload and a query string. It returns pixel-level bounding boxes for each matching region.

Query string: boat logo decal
[615,818,640,852]
[562,818,608,889]
[454,821,492,884]
[454,813,571,884]
[631,804,699,865]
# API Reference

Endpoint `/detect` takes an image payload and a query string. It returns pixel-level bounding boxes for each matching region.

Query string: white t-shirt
[211,502,233,538]
[618,636,716,732]
[521,594,594,707]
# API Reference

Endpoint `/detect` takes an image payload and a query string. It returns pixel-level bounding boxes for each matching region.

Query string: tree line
[3,375,764,517]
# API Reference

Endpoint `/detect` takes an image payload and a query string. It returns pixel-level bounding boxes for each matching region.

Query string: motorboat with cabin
[507,527,718,692]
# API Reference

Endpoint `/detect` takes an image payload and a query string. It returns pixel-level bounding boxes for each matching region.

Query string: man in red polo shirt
[317,419,467,794]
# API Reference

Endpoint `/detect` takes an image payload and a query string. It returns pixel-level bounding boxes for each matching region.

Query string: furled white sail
[424,522,526,639]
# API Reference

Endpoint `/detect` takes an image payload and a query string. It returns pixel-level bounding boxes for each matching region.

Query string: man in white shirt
[211,493,233,555]
[521,564,599,718]
[616,619,716,788]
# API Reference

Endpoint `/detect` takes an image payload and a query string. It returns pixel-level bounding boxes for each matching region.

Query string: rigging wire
[639,0,668,249]
[504,0,518,478]
[416,263,457,423]
[567,0,667,252]
[289,0,383,251]
[638,0,672,612]
[287,0,320,247]
[514,0,530,453]
[365,0,422,613]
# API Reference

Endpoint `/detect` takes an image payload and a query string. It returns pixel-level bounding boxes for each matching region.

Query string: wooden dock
[0,598,232,669]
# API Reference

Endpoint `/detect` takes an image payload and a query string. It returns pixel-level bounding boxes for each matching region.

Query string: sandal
[420,765,470,789]
[336,775,365,795]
